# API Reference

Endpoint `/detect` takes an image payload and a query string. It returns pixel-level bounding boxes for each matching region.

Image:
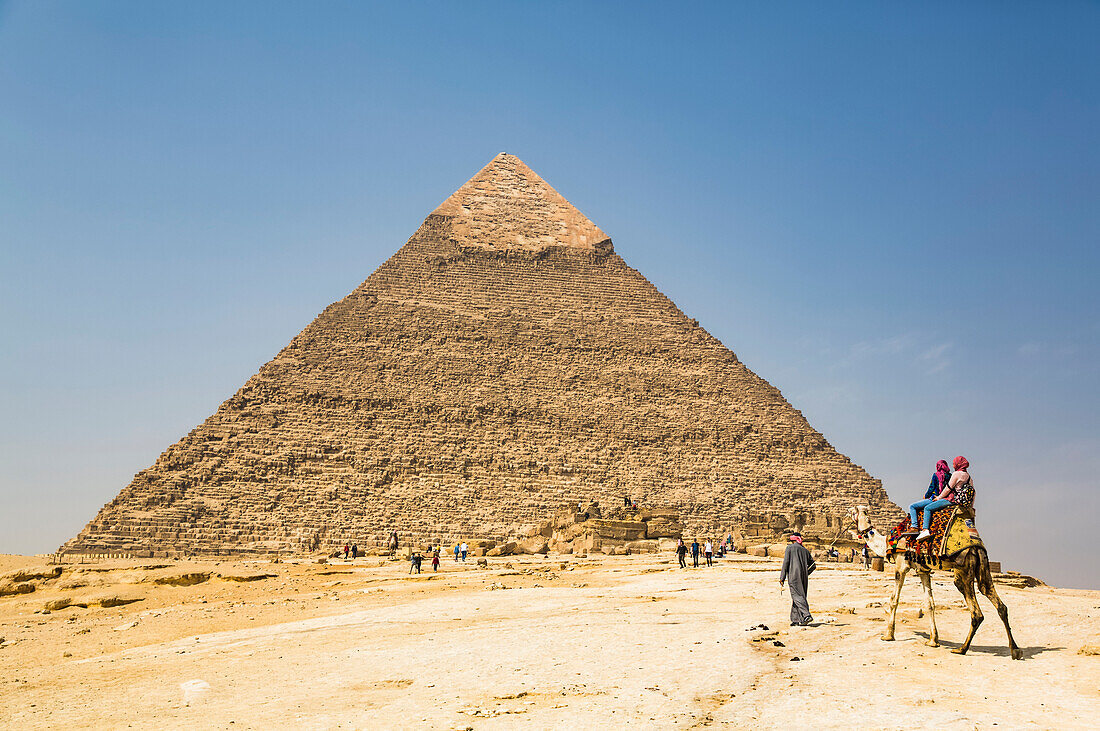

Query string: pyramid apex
[432,153,612,254]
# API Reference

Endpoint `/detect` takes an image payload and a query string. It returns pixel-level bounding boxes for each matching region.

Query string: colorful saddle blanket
[888,506,983,561]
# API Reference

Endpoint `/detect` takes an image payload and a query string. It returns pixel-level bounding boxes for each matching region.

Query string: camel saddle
[888,505,984,561]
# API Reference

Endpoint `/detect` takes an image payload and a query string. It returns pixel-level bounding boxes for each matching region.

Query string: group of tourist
[905,456,972,541]
[408,547,443,573]
[674,538,728,568]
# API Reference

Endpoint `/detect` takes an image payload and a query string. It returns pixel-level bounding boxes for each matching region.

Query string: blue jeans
[909,498,952,530]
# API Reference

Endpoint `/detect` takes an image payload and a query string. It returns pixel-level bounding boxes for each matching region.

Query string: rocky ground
[0,552,1097,729]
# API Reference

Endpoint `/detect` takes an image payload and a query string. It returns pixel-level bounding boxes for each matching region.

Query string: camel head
[848,505,888,558]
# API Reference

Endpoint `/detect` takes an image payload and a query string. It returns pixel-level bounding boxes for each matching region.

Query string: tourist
[432,549,440,571]
[460,542,468,561]
[779,532,816,626]
[453,543,460,562]
[351,544,358,559]
[908,458,959,541]
[409,552,421,574]
[676,538,688,568]
[691,539,700,568]
[862,544,870,569]
[704,540,713,566]
[343,542,350,560]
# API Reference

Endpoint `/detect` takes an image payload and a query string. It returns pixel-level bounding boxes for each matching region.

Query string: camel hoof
[880,636,895,642]
[1011,649,1023,660]
[925,640,939,648]
[951,647,967,655]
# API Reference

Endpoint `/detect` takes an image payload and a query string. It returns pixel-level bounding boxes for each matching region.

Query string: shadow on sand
[913,632,1057,659]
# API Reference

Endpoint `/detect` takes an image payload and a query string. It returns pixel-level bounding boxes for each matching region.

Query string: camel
[849,505,1021,660]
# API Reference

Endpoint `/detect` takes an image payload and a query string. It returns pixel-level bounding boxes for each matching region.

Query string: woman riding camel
[908,457,963,541]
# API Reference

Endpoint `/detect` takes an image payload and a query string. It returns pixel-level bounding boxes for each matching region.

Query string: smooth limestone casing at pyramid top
[66,153,901,555]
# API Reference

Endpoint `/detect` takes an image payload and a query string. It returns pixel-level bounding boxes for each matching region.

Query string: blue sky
[1,2,1097,588]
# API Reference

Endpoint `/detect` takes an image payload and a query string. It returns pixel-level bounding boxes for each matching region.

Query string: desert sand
[1,552,1097,729]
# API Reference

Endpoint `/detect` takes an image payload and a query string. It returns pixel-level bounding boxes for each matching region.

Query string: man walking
[676,538,688,568]
[779,532,816,626]
[704,540,713,566]
[460,542,468,562]
[691,539,700,568]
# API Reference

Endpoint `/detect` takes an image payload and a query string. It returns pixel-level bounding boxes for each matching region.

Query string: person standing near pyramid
[779,532,816,626]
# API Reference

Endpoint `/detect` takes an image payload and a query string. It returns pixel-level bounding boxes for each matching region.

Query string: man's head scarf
[953,455,970,472]
[789,533,803,544]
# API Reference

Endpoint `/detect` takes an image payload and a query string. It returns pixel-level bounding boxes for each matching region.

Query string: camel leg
[883,556,909,642]
[976,567,1023,660]
[952,566,983,655]
[918,567,939,647]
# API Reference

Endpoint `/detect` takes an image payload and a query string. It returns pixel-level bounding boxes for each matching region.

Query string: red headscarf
[935,459,951,487]
[953,455,969,472]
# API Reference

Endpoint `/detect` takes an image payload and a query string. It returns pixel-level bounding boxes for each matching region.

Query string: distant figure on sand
[704,540,713,566]
[389,531,399,556]
[351,544,358,559]
[779,532,816,626]
[454,543,460,562]
[410,552,422,574]
[460,542,468,561]
[691,539,700,568]
[343,543,350,559]
[677,539,688,568]
[432,550,440,571]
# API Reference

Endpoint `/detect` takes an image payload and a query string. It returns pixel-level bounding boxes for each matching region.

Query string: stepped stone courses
[65,153,900,556]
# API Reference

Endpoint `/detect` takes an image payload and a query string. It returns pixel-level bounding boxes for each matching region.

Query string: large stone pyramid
[66,153,899,555]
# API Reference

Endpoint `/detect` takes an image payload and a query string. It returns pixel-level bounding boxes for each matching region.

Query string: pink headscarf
[789,534,803,544]
[953,455,970,472]
[935,459,951,487]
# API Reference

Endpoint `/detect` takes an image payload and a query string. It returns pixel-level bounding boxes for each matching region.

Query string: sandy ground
[1,552,1097,730]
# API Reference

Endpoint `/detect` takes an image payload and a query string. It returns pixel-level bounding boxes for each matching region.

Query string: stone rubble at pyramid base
[61,501,864,562]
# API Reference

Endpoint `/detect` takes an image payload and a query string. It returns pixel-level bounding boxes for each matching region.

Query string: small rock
[0,582,36,597]
[790,657,802,662]
[218,573,275,583]
[154,572,211,587]
[1078,644,1100,656]
[97,595,144,608]
[772,640,785,647]
[3,567,62,584]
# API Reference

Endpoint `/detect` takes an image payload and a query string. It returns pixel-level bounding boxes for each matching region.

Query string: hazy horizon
[2,2,1097,589]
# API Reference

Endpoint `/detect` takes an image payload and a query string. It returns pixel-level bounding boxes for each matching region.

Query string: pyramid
[66,153,899,556]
